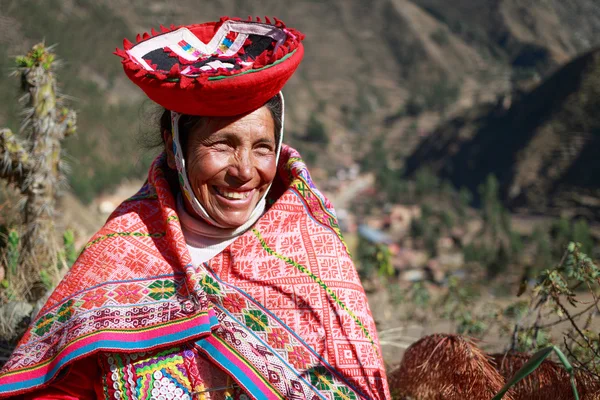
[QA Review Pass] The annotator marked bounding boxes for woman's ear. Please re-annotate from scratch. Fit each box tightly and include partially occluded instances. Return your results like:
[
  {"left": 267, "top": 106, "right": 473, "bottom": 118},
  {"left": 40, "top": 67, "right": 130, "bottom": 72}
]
[{"left": 163, "top": 129, "right": 177, "bottom": 170}]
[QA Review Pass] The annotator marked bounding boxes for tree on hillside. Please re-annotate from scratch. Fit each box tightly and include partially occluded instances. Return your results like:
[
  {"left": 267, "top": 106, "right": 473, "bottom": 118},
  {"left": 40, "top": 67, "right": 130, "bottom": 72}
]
[{"left": 305, "top": 114, "right": 329, "bottom": 144}]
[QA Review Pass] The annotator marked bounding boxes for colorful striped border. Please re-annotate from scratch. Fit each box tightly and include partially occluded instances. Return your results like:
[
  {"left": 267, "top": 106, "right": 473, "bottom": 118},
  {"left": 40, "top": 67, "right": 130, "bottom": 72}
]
[
  {"left": 207, "top": 50, "right": 296, "bottom": 81},
  {"left": 0, "top": 310, "right": 218, "bottom": 397},
  {"left": 196, "top": 335, "right": 283, "bottom": 400},
  {"left": 205, "top": 265, "right": 363, "bottom": 398},
  {"left": 32, "top": 274, "right": 177, "bottom": 315}
]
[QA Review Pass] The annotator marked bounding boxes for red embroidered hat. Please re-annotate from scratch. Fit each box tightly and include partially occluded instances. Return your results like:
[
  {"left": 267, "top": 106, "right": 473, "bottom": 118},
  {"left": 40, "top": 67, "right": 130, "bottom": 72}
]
[{"left": 115, "top": 16, "right": 305, "bottom": 116}]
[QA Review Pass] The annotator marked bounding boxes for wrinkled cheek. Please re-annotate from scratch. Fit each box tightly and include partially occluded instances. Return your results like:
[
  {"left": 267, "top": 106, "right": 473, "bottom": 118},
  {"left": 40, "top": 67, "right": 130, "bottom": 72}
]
[
  {"left": 262, "top": 160, "right": 278, "bottom": 186},
  {"left": 190, "top": 181, "right": 212, "bottom": 208}
]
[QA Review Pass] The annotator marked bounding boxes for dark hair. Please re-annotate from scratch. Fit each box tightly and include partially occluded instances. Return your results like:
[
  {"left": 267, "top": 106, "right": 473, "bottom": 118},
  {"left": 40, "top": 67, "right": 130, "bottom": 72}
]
[{"left": 158, "top": 94, "right": 283, "bottom": 153}]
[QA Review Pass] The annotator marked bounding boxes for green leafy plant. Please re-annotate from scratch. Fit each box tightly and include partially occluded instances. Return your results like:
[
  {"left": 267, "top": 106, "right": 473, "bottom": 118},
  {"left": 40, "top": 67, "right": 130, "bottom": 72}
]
[
  {"left": 39, "top": 269, "right": 54, "bottom": 291},
  {"left": 376, "top": 244, "right": 394, "bottom": 277},
  {"left": 406, "top": 282, "right": 432, "bottom": 322},
  {"left": 6, "top": 229, "right": 19, "bottom": 277},
  {"left": 504, "top": 242, "right": 600, "bottom": 378},
  {"left": 356, "top": 236, "right": 394, "bottom": 278},
  {"left": 62, "top": 229, "right": 77, "bottom": 267},
  {"left": 438, "top": 277, "right": 488, "bottom": 336}
]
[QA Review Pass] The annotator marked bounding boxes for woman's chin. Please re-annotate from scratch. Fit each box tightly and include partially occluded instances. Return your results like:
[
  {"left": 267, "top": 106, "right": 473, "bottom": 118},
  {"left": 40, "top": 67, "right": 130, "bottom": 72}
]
[{"left": 213, "top": 211, "right": 254, "bottom": 228}]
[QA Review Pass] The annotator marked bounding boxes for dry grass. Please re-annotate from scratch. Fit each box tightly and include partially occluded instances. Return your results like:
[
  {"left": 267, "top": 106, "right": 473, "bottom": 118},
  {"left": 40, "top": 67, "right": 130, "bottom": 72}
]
[
  {"left": 491, "top": 352, "right": 600, "bottom": 400},
  {"left": 389, "top": 334, "right": 512, "bottom": 400}
]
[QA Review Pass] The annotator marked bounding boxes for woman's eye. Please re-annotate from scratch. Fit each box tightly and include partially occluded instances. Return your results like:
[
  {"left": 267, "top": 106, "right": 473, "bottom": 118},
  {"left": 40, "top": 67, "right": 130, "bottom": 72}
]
[
  {"left": 212, "top": 141, "right": 231, "bottom": 150},
  {"left": 254, "top": 144, "right": 273, "bottom": 154}
]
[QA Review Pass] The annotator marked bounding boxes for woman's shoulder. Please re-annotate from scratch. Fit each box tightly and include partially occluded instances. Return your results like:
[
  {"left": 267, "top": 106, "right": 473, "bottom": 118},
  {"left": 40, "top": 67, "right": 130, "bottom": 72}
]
[{"left": 42, "top": 182, "right": 176, "bottom": 312}]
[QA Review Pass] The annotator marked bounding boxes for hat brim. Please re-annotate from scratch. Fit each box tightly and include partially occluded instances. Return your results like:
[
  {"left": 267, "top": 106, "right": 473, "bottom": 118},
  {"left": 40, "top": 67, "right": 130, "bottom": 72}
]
[
  {"left": 124, "top": 44, "right": 303, "bottom": 116},
  {"left": 117, "top": 18, "right": 305, "bottom": 116}
]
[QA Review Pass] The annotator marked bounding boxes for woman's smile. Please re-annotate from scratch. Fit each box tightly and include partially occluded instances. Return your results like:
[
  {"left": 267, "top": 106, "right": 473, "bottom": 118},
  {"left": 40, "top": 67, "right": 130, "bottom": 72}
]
[{"left": 213, "top": 186, "right": 255, "bottom": 200}]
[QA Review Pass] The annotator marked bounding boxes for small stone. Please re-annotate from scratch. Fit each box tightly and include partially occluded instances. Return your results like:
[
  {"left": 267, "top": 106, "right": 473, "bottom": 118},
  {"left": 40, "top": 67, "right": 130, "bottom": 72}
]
[
  {"left": 1, "top": 301, "right": 33, "bottom": 329},
  {"left": 31, "top": 291, "right": 51, "bottom": 320}
]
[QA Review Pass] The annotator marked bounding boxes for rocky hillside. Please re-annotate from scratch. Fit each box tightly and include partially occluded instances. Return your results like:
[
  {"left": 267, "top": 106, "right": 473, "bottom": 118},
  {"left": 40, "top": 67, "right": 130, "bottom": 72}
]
[
  {"left": 405, "top": 46, "right": 600, "bottom": 220},
  {"left": 1, "top": 0, "right": 600, "bottom": 205},
  {"left": 409, "top": 0, "right": 600, "bottom": 71}
]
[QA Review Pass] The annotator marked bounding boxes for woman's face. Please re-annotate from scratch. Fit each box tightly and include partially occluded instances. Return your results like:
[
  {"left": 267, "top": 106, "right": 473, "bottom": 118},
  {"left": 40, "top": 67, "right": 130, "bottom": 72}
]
[{"left": 167, "top": 106, "right": 277, "bottom": 228}]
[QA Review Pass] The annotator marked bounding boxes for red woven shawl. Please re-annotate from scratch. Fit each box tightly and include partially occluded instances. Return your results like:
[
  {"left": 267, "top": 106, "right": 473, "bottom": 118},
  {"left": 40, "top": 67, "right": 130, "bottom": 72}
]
[{"left": 0, "top": 146, "right": 390, "bottom": 399}]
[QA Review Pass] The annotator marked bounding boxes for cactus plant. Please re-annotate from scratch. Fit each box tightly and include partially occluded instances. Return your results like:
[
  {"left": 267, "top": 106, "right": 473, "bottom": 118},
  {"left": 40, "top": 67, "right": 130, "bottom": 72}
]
[{"left": 0, "top": 43, "right": 76, "bottom": 296}]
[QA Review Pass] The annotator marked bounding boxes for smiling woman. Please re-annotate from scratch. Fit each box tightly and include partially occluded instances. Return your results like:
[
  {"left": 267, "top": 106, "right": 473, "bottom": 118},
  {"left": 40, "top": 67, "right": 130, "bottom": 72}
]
[
  {"left": 162, "top": 96, "right": 281, "bottom": 230},
  {"left": 0, "top": 17, "right": 391, "bottom": 400}
]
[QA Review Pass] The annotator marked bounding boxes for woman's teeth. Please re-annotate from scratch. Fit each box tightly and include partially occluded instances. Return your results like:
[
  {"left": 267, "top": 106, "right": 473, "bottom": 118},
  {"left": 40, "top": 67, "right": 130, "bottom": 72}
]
[{"left": 216, "top": 187, "right": 251, "bottom": 200}]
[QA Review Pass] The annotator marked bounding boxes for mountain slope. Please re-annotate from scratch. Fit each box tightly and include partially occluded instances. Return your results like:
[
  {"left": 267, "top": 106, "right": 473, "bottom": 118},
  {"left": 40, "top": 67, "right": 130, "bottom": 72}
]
[
  {"left": 410, "top": 0, "right": 600, "bottom": 71},
  {"left": 1, "top": 0, "right": 599, "bottom": 203},
  {"left": 405, "top": 47, "right": 600, "bottom": 219}
]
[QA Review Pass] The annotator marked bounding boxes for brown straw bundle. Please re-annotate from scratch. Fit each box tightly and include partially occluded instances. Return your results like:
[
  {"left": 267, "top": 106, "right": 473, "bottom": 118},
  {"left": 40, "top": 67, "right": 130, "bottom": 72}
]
[
  {"left": 492, "top": 352, "right": 600, "bottom": 400},
  {"left": 389, "top": 334, "right": 513, "bottom": 400}
]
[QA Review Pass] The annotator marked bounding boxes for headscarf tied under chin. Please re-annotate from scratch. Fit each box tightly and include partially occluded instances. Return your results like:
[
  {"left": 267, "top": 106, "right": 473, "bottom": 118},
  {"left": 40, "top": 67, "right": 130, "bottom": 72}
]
[{"left": 170, "top": 92, "right": 285, "bottom": 232}]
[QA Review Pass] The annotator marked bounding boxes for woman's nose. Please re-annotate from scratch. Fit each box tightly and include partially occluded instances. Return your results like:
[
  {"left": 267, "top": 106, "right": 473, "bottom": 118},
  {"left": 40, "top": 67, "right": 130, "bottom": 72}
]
[{"left": 228, "top": 150, "right": 253, "bottom": 182}]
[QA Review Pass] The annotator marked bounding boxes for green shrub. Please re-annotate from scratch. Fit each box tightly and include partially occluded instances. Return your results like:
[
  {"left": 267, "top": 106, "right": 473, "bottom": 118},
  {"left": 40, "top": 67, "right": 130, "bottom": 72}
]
[
  {"left": 488, "top": 244, "right": 510, "bottom": 278},
  {"left": 550, "top": 217, "right": 572, "bottom": 258},
  {"left": 430, "top": 29, "right": 450, "bottom": 46},
  {"left": 415, "top": 168, "right": 440, "bottom": 198},
  {"left": 405, "top": 97, "right": 425, "bottom": 116},
  {"left": 532, "top": 226, "right": 553, "bottom": 272},
  {"left": 464, "top": 243, "right": 494, "bottom": 264},
  {"left": 410, "top": 218, "right": 426, "bottom": 238},
  {"left": 423, "top": 78, "right": 460, "bottom": 114},
  {"left": 572, "top": 218, "right": 594, "bottom": 256},
  {"left": 305, "top": 114, "right": 329, "bottom": 144},
  {"left": 356, "top": 236, "right": 393, "bottom": 278},
  {"left": 441, "top": 210, "right": 455, "bottom": 229}
]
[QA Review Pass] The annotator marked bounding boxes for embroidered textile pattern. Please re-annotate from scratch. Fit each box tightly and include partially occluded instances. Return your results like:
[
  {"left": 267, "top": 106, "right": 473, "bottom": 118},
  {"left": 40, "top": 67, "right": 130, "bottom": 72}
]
[
  {"left": 101, "top": 346, "right": 248, "bottom": 400},
  {"left": 100, "top": 347, "right": 198, "bottom": 400},
  {"left": 0, "top": 146, "right": 390, "bottom": 400},
  {"left": 0, "top": 154, "right": 219, "bottom": 398},
  {"left": 251, "top": 228, "right": 377, "bottom": 355},
  {"left": 191, "top": 264, "right": 366, "bottom": 400},
  {"left": 284, "top": 156, "right": 349, "bottom": 255},
  {"left": 178, "top": 40, "right": 204, "bottom": 58},
  {"left": 123, "top": 184, "right": 158, "bottom": 203},
  {"left": 83, "top": 227, "right": 169, "bottom": 250}
]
